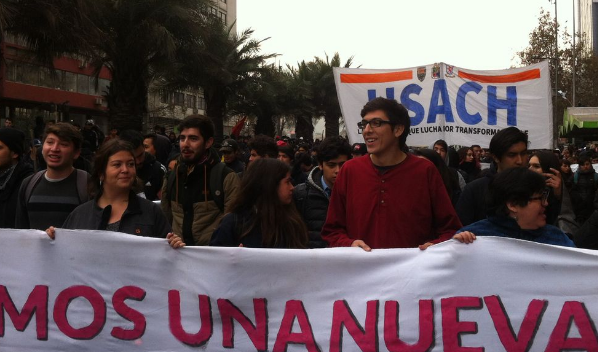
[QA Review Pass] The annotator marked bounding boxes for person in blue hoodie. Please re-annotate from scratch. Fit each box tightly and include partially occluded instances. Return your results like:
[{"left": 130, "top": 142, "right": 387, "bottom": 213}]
[{"left": 454, "top": 167, "right": 575, "bottom": 248}]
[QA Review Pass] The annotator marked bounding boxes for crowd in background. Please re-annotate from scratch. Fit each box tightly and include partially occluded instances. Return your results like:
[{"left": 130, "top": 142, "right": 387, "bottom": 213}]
[{"left": 3, "top": 103, "right": 598, "bottom": 252}]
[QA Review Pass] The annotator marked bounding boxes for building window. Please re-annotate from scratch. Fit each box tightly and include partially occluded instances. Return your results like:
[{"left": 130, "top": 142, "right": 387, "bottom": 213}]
[
  {"left": 77, "top": 74, "right": 90, "bottom": 94},
  {"left": 4, "top": 60, "right": 16, "bottom": 81},
  {"left": 198, "top": 96, "right": 206, "bottom": 110},
  {"left": 185, "top": 94, "right": 196, "bottom": 109},
  {"left": 21, "top": 64, "right": 40, "bottom": 85},
  {"left": 39, "top": 67, "right": 55, "bottom": 88},
  {"left": 174, "top": 92, "right": 185, "bottom": 106},
  {"left": 64, "top": 72, "right": 77, "bottom": 92},
  {"left": 160, "top": 90, "right": 172, "bottom": 104},
  {"left": 220, "top": 11, "right": 226, "bottom": 23},
  {"left": 98, "top": 78, "right": 110, "bottom": 96}
]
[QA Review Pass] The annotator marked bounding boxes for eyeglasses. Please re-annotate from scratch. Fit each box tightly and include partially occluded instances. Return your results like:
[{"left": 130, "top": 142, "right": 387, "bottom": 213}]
[
  {"left": 528, "top": 189, "right": 550, "bottom": 204},
  {"left": 357, "top": 118, "right": 395, "bottom": 134}
]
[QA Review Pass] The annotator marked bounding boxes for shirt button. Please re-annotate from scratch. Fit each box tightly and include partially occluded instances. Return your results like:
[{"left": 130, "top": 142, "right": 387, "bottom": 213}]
[
  {"left": 381, "top": 200, "right": 385, "bottom": 204},
  {"left": 381, "top": 190, "right": 385, "bottom": 193},
  {"left": 382, "top": 180, "right": 385, "bottom": 183}
]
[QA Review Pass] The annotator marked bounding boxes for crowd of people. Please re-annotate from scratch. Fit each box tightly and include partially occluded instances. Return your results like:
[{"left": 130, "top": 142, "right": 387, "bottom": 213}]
[{"left": 1, "top": 97, "right": 598, "bottom": 251}]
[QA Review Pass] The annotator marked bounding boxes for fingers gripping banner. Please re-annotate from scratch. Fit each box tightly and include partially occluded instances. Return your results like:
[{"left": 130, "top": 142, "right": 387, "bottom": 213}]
[
  {"left": 1, "top": 229, "right": 598, "bottom": 351},
  {"left": 334, "top": 62, "right": 552, "bottom": 149}
]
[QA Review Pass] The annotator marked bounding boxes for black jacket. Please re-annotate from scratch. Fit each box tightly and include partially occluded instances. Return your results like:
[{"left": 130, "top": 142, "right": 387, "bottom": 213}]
[
  {"left": 62, "top": 191, "right": 171, "bottom": 238},
  {"left": 293, "top": 167, "right": 329, "bottom": 248},
  {"left": 0, "top": 161, "right": 34, "bottom": 228},
  {"left": 137, "top": 152, "right": 166, "bottom": 201},
  {"left": 456, "top": 173, "right": 493, "bottom": 226}
]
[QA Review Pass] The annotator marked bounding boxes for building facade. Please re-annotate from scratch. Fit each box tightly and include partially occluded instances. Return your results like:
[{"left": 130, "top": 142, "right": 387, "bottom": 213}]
[
  {"left": 1, "top": 0, "right": 237, "bottom": 136},
  {"left": 579, "top": 0, "right": 598, "bottom": 55},
  {"left": 147, "top": 0, "right": 237, "bottom": 133},
  {"left": 0, "top": 33, "right": 111, "bottom": 136}
]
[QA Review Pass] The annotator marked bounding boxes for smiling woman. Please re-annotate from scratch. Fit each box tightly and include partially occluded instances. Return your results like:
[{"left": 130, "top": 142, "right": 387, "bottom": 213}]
[
  {"left": 454, "top": 167, "right": 574, "bottom": 247},
  {"left": 46, "top": 139, "right": 173, "bottom": 240}
]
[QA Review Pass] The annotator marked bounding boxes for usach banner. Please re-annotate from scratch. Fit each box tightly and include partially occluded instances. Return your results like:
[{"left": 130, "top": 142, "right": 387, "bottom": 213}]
[
  {"left": 2, "top": 229, "right": 598, "bottom": 351},
  {"left": 334, "top": 61, "right": 552, "bottom": 148}
]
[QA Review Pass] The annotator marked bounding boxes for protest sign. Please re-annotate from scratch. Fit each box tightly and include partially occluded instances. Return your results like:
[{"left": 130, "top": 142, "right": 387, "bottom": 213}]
[
  {"left": 1, "top": 229, "right": 597, "bottom": 351},
  {"left": 334, "top": 62, "right": 552, "bottom": 148}
]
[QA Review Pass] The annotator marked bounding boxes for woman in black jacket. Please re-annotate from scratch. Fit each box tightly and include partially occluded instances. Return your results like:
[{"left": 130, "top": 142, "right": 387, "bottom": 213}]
[{"left": 46, "top": 139, "right": 172, "bottom": 239}]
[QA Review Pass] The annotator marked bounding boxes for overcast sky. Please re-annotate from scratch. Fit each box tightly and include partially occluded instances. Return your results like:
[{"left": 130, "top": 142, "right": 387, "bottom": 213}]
[{"left": 237, "top": 0, "right": 576, "bottom": 71}]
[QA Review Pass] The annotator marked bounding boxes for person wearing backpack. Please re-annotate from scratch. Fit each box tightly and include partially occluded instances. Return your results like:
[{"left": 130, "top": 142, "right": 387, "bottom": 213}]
[
  {"left": 570, "top": 155, "right": 598, "bottom": 226},
  {"left": 161, "top": 115, "right": 240, "bottom": 246},
  {"left": 16, "top": 123, "right": 90, "bottom": 230}
]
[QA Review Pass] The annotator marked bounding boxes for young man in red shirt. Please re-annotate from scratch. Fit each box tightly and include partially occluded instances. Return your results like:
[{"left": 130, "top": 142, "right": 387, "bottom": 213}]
[{"left": 321, "top": 97, "right": 462, "bottom": 250}]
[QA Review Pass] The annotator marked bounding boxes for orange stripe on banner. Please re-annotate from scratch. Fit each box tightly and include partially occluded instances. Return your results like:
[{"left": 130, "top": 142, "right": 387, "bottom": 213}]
[
  {"left": 458, "top": 69, "right": 541, "bottom": 83},
  {"left": 340, "top": 71, "right": 413, "bottom": 83}
]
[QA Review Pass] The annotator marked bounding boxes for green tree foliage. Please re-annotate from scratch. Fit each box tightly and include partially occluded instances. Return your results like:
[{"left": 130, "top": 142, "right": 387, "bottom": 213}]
[
  {"left": 517, "top": 8, "right": 598, "bottom": 137},
  {"left": 165, "top": 16, "right": 275, "bottom": 142},
  {"left": 309, "top": 53, "right": 354, "bottom": 138}
]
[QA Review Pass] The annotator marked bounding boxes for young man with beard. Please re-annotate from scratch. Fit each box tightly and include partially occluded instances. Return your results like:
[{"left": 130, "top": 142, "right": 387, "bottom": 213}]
[
  {"left": 321, "top": 97, "right": 462, "bottom": 250},
  {"left": 16, "top": 123, "right": 89, "bottom": 230},
  {"left": 293, "top": 136, "right": 351, "bottom": 248},
  {"left": 161, "top": 115, "right": 240, "bottom": 246},
  {"left": 0, "top": 128, "right": 33, "bottom": 228}
]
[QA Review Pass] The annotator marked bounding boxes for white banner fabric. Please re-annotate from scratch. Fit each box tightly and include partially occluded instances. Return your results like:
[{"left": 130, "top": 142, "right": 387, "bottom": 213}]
[
  {"left": 1, "top": 229, "right": 597, "bottom": 351},
  {"left": 334, "top": 62, "right": 552, "bottom": 149}
]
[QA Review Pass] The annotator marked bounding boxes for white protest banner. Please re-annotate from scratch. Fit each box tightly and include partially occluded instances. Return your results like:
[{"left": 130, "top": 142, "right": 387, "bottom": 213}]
[
  {"left": 1, "top": 229, "right": 598, "bottom": 351},
  {"left": 334, "top": 62, "right": 552, "bottom": 148}
]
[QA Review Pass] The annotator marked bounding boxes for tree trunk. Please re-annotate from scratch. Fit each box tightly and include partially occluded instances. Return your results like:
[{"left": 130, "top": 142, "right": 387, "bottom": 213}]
[
  {"left": 295, "top": 115, "right": 314, "bottom": 141},
  {"left": 255, "top": 114, "right": 275, "bottom": 136},
  {"left": 106, "top": 61, "right": 148, "bottom": 132},
  {"left": 204, "top": 88, "right": 227, "bottom": 144},
  {"left": 324, "top": 112, "right": 341, "bottom": 138}
]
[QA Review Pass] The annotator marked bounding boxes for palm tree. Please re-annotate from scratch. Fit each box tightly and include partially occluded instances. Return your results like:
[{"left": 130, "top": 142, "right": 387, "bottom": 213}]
[
  {"left": 6, "top": 0, "right": 210, "bottom": 131},
  {"left": 85, "top": 0, "right": 209, "bottom": 131},
  {"left": 309, "top": 53, "right": 354, "bottom": 138},
  {"left": 3, "top": 0, "right": 95, "bottom": 65},
  {"left": 230, "top": 64, "right": 286, "bottom": 136},
  {"left": 166, "top": 16, "right": 275, "bottom": 142},
  {"left": 285, "top": 61, "right": 315, "bottom": 140}
]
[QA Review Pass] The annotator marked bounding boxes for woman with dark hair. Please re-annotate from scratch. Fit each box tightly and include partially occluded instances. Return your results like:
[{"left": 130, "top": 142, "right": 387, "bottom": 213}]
[
  {"left": 457, "top": 147, "right": 480, "bottom": 183},
  {"left": 209, "top": 158, "right": 308, "bottom": 248},
  {"left": 46, "top": 139, "right": 172, "bottom": 239},
  {"left": 413, "top": 148, "right": 461, "bottom": 206},
  {"left": 454, "top": 167, "right": 574, "bottom": 247}
]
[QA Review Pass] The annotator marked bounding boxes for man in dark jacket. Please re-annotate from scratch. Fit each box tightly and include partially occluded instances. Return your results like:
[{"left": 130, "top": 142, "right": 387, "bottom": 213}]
[
  {"left": 570, "top": 155, "right": 598, "bottom": 225},
  {"left": 293, "top": 136, "right": 351, "bottom": 248},
  {"left": 0, "top": 128, "right": 34, "bottom": 228},
  {"left": 120, "top": 130, "right": 166, "bottom": 201}
]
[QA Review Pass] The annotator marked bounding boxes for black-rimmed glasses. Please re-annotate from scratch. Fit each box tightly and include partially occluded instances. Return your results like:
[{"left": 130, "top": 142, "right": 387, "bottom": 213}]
[
  {"left": 528, "top": 189, "right": 550, "bottom": 205},
  {"left": 357, "top": 118, "right": 395, "bottom": 134}
]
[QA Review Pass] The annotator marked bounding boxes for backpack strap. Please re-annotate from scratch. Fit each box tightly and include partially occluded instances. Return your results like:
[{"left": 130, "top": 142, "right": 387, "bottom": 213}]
[
  {"left": 210, "top": 162, "right": 226, "bottom": 212},
  {"left": 24, "top": 170, "right": 46, "bottom": 202}
]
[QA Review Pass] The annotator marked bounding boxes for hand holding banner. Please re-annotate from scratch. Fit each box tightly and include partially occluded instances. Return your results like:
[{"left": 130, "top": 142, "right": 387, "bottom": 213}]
[{"left": 1, "top": 229, "right": 597, "bottom": 351}]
